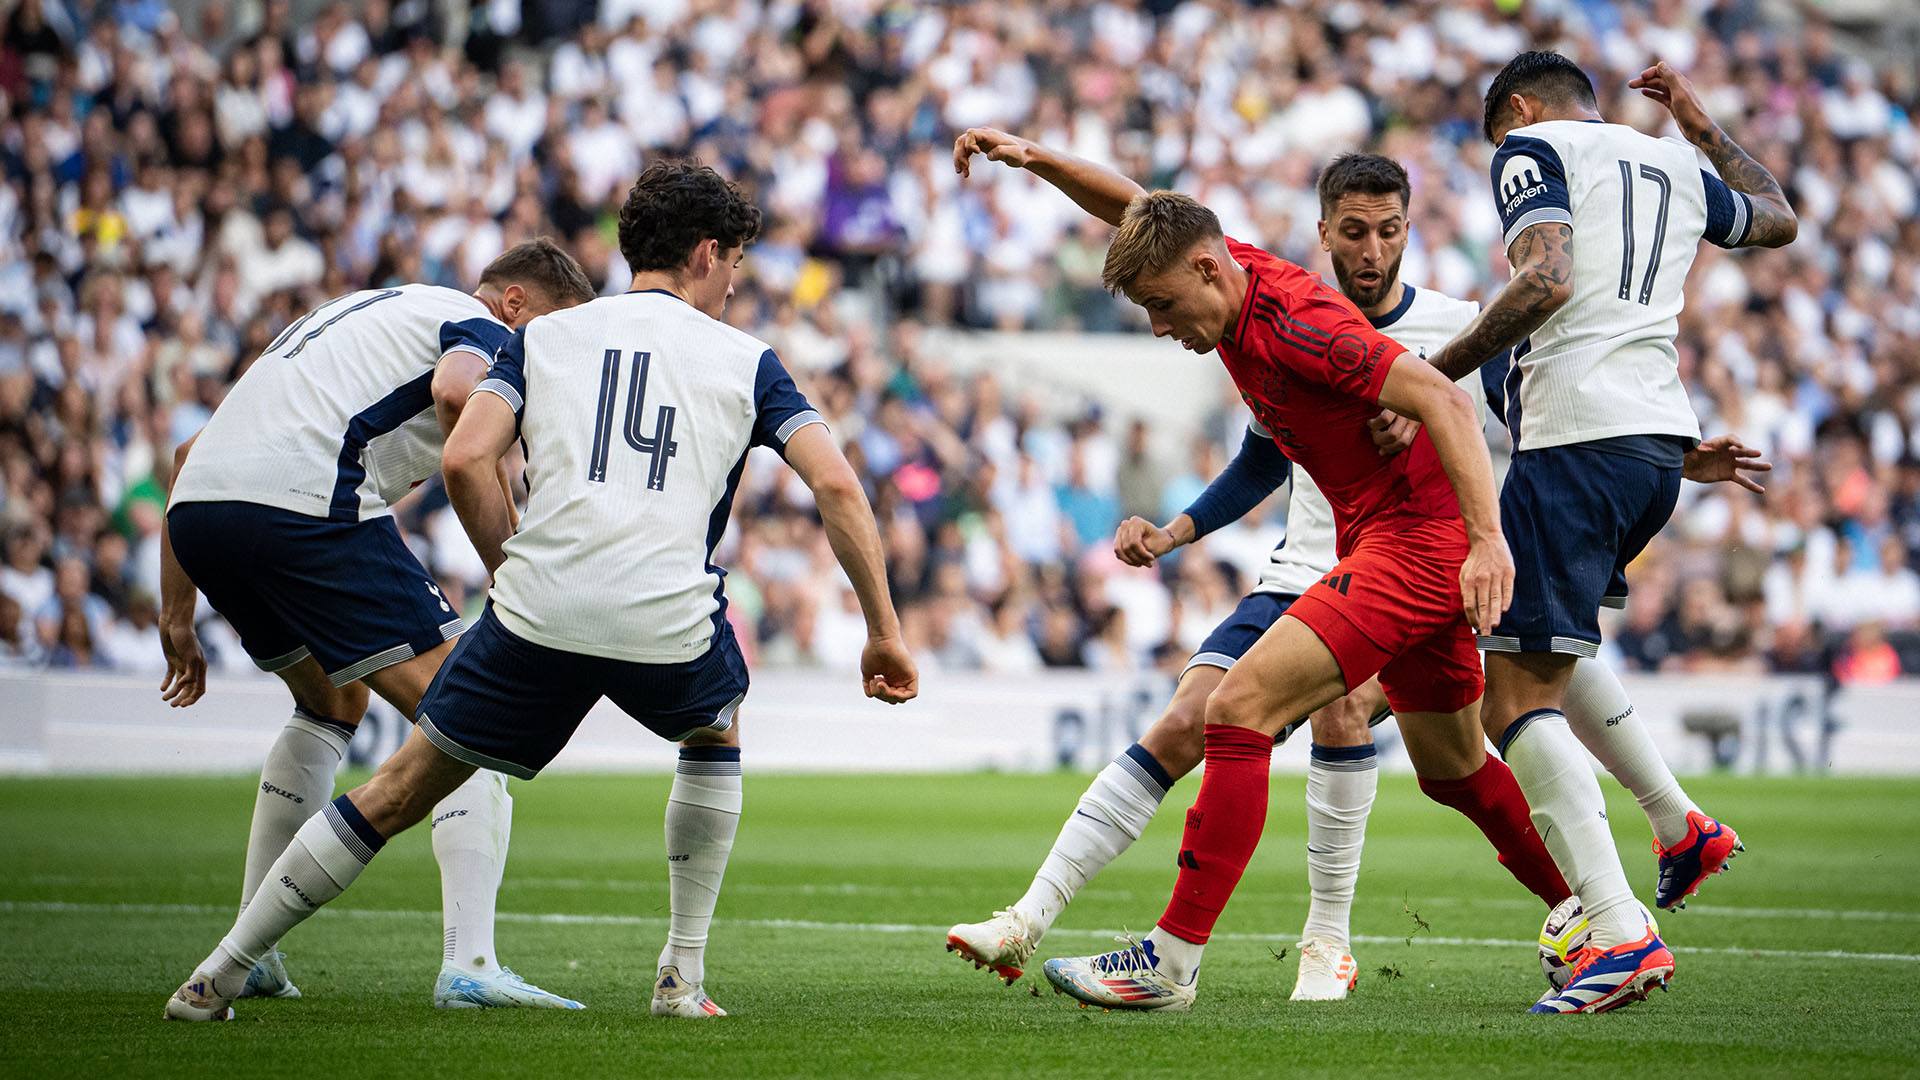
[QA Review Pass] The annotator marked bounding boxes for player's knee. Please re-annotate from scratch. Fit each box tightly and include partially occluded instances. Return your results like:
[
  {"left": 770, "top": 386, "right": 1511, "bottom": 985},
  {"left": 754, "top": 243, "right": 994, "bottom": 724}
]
[
  {"left": 1204, "top": 680, "right": 1267, "bottom": 732},
  {"left": 1309, "top": 697, "right": 1373, "bottom": 747},
  {"left": 294, "top": 681, "right": 369, "bottom": 727},
  {"left": 1145, "top": 700, "right": 1207, "bottom": 775}
]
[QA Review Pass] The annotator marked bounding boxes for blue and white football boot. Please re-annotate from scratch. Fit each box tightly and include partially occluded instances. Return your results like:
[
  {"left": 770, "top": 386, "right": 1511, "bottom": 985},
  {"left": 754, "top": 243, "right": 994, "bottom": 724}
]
[
  {"left": 238, "top": 950, "right": 301, "bottom": 999},
  {"left": 433, "top": 965, "right": 585, "bottom": 1009},
  {"left": 1529, "top": 925, "right": 1674, "bottom": 1014},
  {"left": 1042, "top": 935, "right": 1197, "bottom": 1011}
]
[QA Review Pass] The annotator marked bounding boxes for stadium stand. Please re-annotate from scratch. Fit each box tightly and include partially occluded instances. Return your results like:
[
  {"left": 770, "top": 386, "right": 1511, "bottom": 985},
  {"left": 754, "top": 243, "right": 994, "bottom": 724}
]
[{"left": 1, "top": 0, "right": 1917, "bottom": 687}]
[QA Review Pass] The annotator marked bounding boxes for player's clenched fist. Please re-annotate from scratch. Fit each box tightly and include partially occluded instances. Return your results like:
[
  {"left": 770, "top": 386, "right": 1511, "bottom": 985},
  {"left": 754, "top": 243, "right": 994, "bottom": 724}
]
[
  {"left": 1459, "top": 534, "right": 1515, "bottom": 634},
  {"left": 1113, "top": 516, "right": 1178, "bottom": 567},
  {"left": 862, "top": 636, "right": 920, "bottom": 705},
  {"left": 953, "top": 127, "right": 1036, "bottom": 177}
]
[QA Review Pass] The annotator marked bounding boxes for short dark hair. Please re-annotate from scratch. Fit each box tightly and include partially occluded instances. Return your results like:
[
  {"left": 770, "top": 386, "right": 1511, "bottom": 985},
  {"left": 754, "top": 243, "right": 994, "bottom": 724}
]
[
  {"left": 1316, "top": 153, "right": 1411, "bottom": 218},
  {"left": 1483, "top": 51, "right": 1598, "bottom": 143},
  {"left": 478, "top": 237, "right": 597, "bottom": 306},
  {"left": 616, "top": 160, "right": 762, "bottom": 274}
]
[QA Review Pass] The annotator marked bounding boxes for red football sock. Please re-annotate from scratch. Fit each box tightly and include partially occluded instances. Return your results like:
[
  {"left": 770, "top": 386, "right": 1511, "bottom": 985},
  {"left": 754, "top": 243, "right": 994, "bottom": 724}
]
[
  {"left": 1157, "top": 725, "right": 1274, "bottom": 944},
  {"left": 1420, "top": 756, "right": 1571, "bottom": 906}
]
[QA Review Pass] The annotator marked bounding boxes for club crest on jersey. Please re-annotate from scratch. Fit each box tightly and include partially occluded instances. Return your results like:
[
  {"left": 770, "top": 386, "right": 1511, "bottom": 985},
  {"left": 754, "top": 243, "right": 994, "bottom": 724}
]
[{"left": 1500, "top": 155, "right": 1547, "bottom": 211}]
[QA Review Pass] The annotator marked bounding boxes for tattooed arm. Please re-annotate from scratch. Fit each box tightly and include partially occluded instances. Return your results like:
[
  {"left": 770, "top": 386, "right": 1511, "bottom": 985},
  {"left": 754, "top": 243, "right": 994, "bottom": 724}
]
[
  {"left": 1427, "top": 223, "right": 1573, "bottom": 383},
  {"left": 1630, "top": 60, "right": 1798, "bottom": 248}
]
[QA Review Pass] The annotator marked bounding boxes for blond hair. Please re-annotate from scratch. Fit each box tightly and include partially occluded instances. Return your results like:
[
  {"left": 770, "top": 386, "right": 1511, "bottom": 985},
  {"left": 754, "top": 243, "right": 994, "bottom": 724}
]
[{"left": 1100, "top": 191, "right": 1224, "bottom": 295}]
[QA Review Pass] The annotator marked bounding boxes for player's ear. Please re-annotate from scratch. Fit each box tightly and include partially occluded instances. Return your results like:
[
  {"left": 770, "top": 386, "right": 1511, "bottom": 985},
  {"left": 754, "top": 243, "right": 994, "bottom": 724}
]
[
  {"left": 1317, "top": 219, "right": 1330, "bottom": 252},
  {"left": 1509, "top": 93, "right": 1533, "bottom": 129},
  {"left": 501, "top": 283, "right": 528, "bottom": 322},
  {"left": 691, "top": 238, "right": 718, "bottom": 279}
]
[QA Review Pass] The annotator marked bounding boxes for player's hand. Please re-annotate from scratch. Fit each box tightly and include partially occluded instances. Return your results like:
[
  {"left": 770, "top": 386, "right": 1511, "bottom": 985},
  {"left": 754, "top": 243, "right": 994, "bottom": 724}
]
[
  {"left": 861, "top": 635, "right": 919, "bottom": 704},
  {"left": 1368, "top": 409, "right": 1421, "bottom": 457},
  {"left": 1113, "top": 516, "right": 1179, "bottom": 567},
  {"left": 954, "top": 127, "right": 1036, "bottom": 178},
  {"left": 1629, "top": 61, "right": 1714, "bottom": 142},
  {"left": 1682, "top": 433, "right": 1771, "bottom": 493},
  {"left": 159, "top": 619, "right": 207, "bottom": 708},
  {"left": 1459, "top": 534, "right": 1515, "bottom": 635}
]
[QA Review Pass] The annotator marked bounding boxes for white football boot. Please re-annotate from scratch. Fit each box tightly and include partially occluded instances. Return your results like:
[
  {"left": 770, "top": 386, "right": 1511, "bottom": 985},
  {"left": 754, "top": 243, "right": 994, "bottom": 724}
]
[
  {"left": 164, "top": 973, "right": 235, "bottom": 1021},
  {"left": 1288, "top": 937, "right": 1359, "bottom": 1001},
  {"left": 433, "top": 965, "right": 585, "bottom": 1009},
  {"left": 945, "top": 908, "right": 1038, "bottom": 985},
  {"left": 1041, "top": 935, "right": 1197, "bottom": 1011},
  {"left": 238, "top": 950, "right": 301, "bottom": 999},
  {"left": 650, "top": 965, "right": 726, "bottom": 1018}
]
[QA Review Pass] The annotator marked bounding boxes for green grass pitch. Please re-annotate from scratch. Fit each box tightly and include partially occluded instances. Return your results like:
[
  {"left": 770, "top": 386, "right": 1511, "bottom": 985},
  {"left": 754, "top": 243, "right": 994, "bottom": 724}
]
[{"left": 2, "top": 771, "right": 1917, "bottom": 1078}]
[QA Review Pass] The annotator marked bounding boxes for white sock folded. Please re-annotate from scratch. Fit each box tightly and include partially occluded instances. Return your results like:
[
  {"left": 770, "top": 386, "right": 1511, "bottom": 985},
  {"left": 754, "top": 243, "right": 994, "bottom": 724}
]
[
  {"left": 659, "top": 748, "right": 743, "bottom": 988},
  {"left": 1013, "top": 744, "right": 1172, "bottom": 939},
  {"left": 1501, "top": 712, "right": 1641, "bottom": 949},
  {"left": 240, "top": 710, "right": 351, "bottom": 914},
  {"left": 1564, "top": 659, "right": 1701, "bottom": 847},
  {"left": 432, "top": 769, "right": 512, "bottom": 974},
  {"left": 205, "top": 798, "right": 384, "bottom": 997},
  {"left": 1299, "top": 744, "right": 1377, "bottom": 951}
]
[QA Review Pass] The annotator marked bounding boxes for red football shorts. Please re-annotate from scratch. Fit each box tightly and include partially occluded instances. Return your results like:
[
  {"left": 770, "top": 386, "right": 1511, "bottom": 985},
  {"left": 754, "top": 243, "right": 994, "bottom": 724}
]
[{"left": 1285, "top": 512, "right": 1484, "bottom": 715}]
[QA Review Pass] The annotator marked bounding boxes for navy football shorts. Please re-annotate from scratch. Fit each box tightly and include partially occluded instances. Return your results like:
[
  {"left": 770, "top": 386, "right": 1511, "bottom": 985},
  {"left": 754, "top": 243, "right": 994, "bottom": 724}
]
[
  {"left": 1184, "top": 591, "right": 1298, "bottom": 676},
  {"left": 415, "top": 605, "right": 748, "bottom": 780},
  {"left": 167, "top": 501, "right": 464, "bottom": 686},
  {"left": 1481, "top": 441, "right": 1684, "bottom": 657}
]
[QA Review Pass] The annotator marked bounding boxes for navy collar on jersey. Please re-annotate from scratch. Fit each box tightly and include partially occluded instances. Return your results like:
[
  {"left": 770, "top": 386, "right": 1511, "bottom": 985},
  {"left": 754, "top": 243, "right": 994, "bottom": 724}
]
[
  {"left": 1366, "top": 284, "right": 1416, "bottom": 330},
  {"left": 629, "top": 288, "right": 689, "bottom": 304}
]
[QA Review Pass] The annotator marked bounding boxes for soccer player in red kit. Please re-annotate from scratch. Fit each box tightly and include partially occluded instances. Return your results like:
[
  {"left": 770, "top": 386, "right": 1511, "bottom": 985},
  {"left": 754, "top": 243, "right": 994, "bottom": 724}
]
[{"left": 954, "top": 128, "right": 1514, "bottom": 1011}]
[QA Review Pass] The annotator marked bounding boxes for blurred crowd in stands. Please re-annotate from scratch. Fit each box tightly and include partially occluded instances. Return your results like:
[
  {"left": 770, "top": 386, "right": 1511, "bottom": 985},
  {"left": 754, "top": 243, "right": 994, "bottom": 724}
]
[{"left": 3, "top": 0, "right": 1918, "bottom": 688}]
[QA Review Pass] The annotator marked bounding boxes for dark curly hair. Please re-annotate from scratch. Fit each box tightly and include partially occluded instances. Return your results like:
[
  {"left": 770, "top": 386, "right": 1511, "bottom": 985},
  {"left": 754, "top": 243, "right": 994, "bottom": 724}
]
[
  {"left": 616, "top": 160, "right": 762, "bottom": 274},
  {"left": 1483, "top": 51, "right": 1597, "bottom": 143},
  {"left": 1316, "top": 153, "right": 1410, "bottom": 218}
]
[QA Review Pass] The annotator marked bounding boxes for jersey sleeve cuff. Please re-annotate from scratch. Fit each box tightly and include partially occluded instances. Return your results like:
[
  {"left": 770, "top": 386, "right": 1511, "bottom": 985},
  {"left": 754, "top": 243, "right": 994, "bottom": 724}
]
[
  {"left": 440, "top": 344, "right": 495, "bottom": 366},
  {"left": 471, "top": 378, "right": 524, "bottom": 415},
  {"left": 1728, "top": 191, "right": 1752, "bottom": 247},
  {"left": 1502, "top": 207, "right": 1574, "bottom": 249},
  {"left": 773, "top": 410, "right": 827, "bottom": 446}
]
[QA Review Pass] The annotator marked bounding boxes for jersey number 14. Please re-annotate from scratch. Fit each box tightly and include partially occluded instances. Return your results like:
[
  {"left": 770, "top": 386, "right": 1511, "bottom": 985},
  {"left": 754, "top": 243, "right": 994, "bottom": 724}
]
[{"left": 587, "top": 348, "right": 678, "bottom": 491}]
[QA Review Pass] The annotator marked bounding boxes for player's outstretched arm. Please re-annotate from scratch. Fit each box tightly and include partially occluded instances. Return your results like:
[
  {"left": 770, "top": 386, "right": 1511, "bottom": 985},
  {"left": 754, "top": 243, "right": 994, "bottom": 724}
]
[
  {"left": 1630, "top": 61, "right": 1797, "bottom": 249},
  {"left": 782, "top": 424, "right": 918, "bottom": 704},
  {"left": 157, "top": 432, "right": 207, "bottom": 707},
  {"left": 1426, "top": 223, "right": 1573, "bottom": 383},
  {"left": 1375, "top": 354, "right": 1514, "bottom": 632},
  {"left": 1117, "top": 423, "right": 1292, "bottom": 567},
  {"left": 442, "top": 392, "right": 519, "bottom": 576},
  {"left": 953, "top": 127, "right": 1145, "bottom": 227}
]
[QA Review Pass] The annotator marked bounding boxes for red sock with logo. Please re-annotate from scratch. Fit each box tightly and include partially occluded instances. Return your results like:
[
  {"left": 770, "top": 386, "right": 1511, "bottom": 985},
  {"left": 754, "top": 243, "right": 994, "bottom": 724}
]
[
  {"left": 1420, "top": 756, "right": 1571, "bottom": 906},
  {"left": 1157, "top": 725, "right": 1273, "bottom": 944}
]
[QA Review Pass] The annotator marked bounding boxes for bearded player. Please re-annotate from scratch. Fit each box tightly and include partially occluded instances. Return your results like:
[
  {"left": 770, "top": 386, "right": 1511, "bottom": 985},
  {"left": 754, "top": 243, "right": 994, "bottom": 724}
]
[{"left": 949, "top": 124, "right": 1535, "bottom": 1013}]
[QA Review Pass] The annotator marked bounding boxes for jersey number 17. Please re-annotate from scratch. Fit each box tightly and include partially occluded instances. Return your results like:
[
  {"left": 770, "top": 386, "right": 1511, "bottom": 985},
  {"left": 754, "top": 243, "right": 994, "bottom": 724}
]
[
  {"left": 1615, "top": 160, "right": 1672, "bottom": 307},
  {"left": 587, "top": 348, "right": 678, "bottom": 491}
]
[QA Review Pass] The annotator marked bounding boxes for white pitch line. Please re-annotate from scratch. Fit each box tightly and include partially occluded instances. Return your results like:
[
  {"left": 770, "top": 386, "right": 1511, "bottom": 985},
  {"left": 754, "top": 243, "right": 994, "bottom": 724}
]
[
  {"left": 508, "top": 878, "right": 1920, "bottom": 922},
  {"left": 6, "top": 900, "right": 1919, "bottom": 964}
]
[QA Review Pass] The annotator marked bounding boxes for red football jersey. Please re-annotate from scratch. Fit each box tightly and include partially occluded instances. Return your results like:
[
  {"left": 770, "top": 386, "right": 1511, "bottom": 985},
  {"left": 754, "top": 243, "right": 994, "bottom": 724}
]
[{"left": 1217, "top": 237, "right": 1460, "bottom": 552}]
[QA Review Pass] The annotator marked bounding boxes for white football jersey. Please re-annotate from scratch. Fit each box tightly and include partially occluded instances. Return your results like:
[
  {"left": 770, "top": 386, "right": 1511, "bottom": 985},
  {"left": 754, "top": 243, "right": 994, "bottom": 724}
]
[
  {"left": 1491, "top": 119, "right": 1752, "bottom": 451},
  {"left": 479, "top": 290, "right": 825, "bottom": 664},
  {"left": 170, "top": 284, "right": 511, "bottom": 521},
  {"left": 1255, "top": 285, "right": 1487, "bottom": 596}
]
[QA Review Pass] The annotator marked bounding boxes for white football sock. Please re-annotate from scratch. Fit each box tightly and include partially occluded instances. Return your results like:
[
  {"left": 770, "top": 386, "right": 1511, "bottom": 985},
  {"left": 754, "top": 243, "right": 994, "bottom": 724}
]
[
  {"left": 240, "top": 709, "right": 351, "bottom": 914},
  {"left": 658, "top": 748, "right": 742, "bottom": 988},
  {"left": 431, "top": 769, "right": 512, "bottom": 974},
  {"left": 1299, "top": 744, "right": 1377, "bottom": 951},
  {"left": 204, "top": 797, "right": 384, "bottom": 997},
  {"left": 1501, "top": 712, "right": 1641, "bottom": 949},
  {"left": 1144, "top": 925, "right": 1204, "bottom": 983},
  {"left": 1013, "top": 744, "right": 1173, "bottom": 939},
  {"left": 1564, "top": 659, "right": 1700, "bottom": 847}
]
